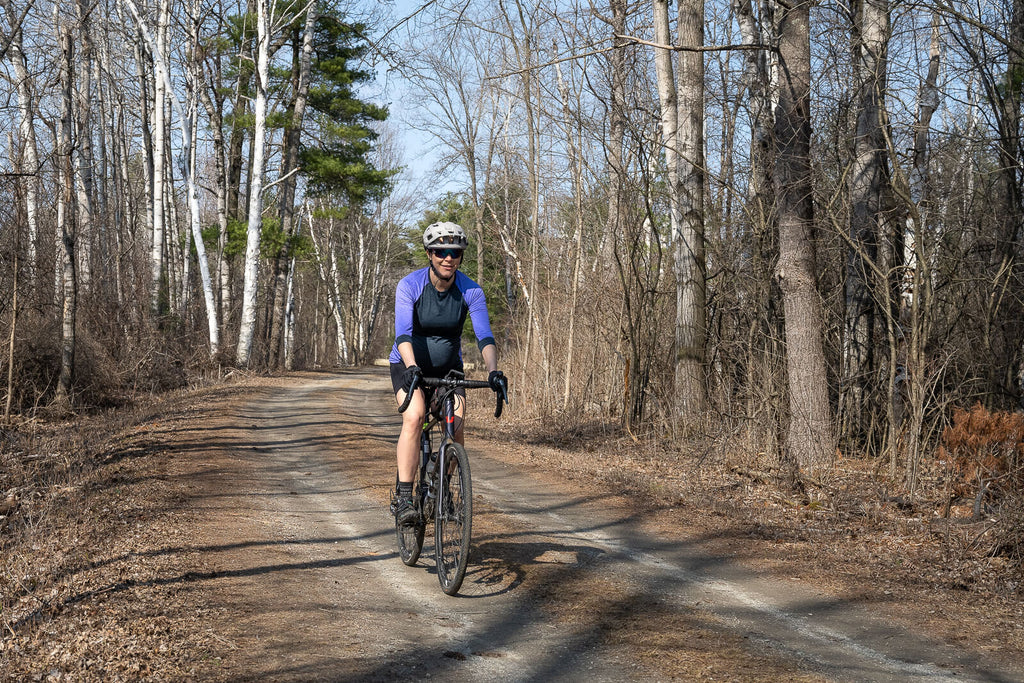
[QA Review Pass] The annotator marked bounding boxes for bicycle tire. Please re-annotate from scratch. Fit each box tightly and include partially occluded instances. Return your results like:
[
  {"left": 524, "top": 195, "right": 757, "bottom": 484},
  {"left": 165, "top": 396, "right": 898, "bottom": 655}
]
[
  {"left": 434, "top": 442, "right": 472, "bottom": 595},
  {"left": 396, "top": 470, "right": 425, "bottom": 566}
]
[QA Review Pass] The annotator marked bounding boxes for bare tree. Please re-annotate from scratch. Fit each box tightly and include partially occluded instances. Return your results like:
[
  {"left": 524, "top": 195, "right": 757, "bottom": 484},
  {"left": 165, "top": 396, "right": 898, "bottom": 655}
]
[
  {"left": 599, "top": 0, "right": 629, "bottom": 265},
  {"left": 73, "top": 0, "right": 95, "bottom": 292},
  {"left": 2, "top": 1, "right": 39, "bottom": 287},
  {"left": 773, "top": 0, "right": 836, "bottom": 477},
  {"left": 235, "top": 0, "right": 273, "bottom": 367},
  {"left": 842, "top": 0, "right": 892, "bottom": 453},
  {"left": 149, "top": 0, "right": 169, "bottom": 317},
  {"left": 54, "top": 26, "right": 77, "bottom": 411},
  {"left": 407, "top": 42, "right": 492, "bottom": 284},
  {"left": 554, "top": 50, "right": 585, "bottom": 411},
  {"left": 497, "top": 0, "right": 551, "bottom": 388},
  {"left": 268, "top": 2, "right": 318, "bottom": 369},
  {"left": 122, "top": 0, "right": 221, "bottom": 355},
  {"left": 675, "top": 0, "right": 707, "bottom": 414},
  {"left": 894, "top": 11, "right": 941, "bottom": 488}
]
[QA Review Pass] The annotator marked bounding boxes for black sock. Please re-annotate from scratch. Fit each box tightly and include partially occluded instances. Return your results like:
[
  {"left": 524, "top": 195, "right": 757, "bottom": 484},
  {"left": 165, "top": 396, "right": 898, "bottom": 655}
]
[{"left": 397, "top": 481, "right": 413, "bottom": 498}]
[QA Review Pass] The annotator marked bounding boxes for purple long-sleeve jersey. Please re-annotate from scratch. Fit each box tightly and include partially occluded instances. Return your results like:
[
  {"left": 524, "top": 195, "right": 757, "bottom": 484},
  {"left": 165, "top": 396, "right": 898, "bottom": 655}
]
[{"left": 388, "top": 268, "right": 495, "bottom": 374}]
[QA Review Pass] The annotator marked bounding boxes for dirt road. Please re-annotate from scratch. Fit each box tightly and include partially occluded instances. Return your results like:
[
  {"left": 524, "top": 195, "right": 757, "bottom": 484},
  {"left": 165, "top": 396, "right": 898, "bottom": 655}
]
[{"left": 168, "top": 370, "right": 1021, "bottom": 682}]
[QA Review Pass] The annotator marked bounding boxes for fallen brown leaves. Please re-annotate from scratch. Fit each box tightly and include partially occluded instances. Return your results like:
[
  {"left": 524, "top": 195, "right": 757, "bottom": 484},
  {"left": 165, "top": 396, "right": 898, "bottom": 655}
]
[
  {"left": 3, "top": 375, "right": 1024, "bottom": 680},
  {"left": 0, "top": 383, "right": 265, "bottom": 681},
  {"left": 481, "top": 417, "right": 1024, "bottom": 667}
]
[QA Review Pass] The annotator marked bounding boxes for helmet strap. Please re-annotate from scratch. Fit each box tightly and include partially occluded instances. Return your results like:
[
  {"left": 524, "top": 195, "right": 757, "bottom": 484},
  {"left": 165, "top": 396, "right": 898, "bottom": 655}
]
[{"left": 430, "top": 261, "right": 455, "bottom": 285}]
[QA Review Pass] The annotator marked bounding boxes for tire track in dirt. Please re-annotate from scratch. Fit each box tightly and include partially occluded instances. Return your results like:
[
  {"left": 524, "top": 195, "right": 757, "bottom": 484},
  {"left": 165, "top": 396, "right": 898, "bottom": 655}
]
[{"left": 192, "top": 370, "right": 1022, "bottom": 682}]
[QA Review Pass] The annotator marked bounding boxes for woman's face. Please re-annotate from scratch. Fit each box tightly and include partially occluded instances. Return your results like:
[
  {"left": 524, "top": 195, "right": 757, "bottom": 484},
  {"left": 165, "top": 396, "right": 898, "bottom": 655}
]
[{"left": 428, "top": 246, "right": 463, "bottom": 280}]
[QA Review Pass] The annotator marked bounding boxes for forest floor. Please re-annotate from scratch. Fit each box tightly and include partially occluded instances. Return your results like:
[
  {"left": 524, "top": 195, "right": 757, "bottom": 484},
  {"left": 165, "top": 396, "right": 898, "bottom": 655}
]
[{"left": 1, "top": 368, "right": 1022, "bottom": 681}]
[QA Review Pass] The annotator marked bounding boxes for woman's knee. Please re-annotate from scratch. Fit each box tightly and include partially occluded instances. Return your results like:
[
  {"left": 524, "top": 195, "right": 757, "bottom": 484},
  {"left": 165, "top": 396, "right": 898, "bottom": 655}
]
[{"left": 401, "top": 405, "right": 426, "bottom": 431}]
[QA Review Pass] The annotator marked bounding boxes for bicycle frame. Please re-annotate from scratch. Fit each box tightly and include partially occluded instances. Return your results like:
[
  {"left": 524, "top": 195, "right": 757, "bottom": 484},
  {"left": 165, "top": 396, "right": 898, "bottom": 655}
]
[{"left": 420, "top": 387, "right": 459, "bottom": 525}]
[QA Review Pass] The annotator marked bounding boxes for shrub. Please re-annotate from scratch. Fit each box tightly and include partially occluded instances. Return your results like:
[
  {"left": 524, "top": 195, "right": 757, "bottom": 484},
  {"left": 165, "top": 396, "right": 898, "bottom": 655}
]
[{"left": 937, "top": 403, "right": 1024, "bottom": 518}]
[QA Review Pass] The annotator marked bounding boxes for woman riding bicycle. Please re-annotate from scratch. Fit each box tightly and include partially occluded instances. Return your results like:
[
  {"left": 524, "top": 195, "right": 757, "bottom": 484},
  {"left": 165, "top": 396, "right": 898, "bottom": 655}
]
[{"left": 389, "top": 221, "right": 507, "bottom": 526}]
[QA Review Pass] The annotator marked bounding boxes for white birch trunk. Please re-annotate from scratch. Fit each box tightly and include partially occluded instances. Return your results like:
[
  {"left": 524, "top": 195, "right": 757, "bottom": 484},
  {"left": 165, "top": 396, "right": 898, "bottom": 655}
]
[
  {"left": 74, "top": 0, "right": 94, "bottom": 292},
  {"left": 149, "top": 0, "right": 169, "bottom": 316},
  {"left": 235, "top": 0, "right": 272, "bottom": 367},
  {"left": 185, "top": 0, "right": 219, "bottom": 354},
  {"left": 356, "top": 230, "right": 366, "bottom": 359},
  {"left": 121, "top": 0, "right": 221, "bottom": 355},
  {"left": 55, "top": 27, "right": 78, "bottom": 409},
  {"left": 196, "top": 64, "right": 231, "bottom": 333},
  {"left": 329, "top": 248, "right": 349, "bottom": 366},
  {"left": 309, "top": 217, "right": 350, "bottom": 365},
  {"left": 134, "top": 37, "right": 155, "bottom": 306},
  {"left": 6, "top": 16, "right": 39, "bottom": 285}
]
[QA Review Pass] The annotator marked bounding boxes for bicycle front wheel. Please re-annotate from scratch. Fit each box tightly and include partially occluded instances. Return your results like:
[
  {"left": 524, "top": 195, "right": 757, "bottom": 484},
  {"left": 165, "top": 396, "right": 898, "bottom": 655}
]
[{"left": 435, "top": 442, "right": 472, "bottom": 595}]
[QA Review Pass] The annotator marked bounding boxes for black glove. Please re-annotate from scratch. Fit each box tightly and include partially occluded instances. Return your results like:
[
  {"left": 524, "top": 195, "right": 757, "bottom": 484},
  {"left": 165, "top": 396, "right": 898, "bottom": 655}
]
[
  {"left": 403, "top": 365, "right": 422, "bottom": 393},
  {"left": 488, "top": 370, "right": 508, "bottom": 402}
]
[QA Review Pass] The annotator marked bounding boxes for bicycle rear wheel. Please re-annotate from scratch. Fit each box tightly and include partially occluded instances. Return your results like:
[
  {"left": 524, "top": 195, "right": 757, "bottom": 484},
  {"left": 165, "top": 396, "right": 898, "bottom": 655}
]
[
  {"left": 435, "top": 442, "right": 472, "bottom": 595},
  {"left": 395, "top": 472, "right": 425, "bottom": 566}
]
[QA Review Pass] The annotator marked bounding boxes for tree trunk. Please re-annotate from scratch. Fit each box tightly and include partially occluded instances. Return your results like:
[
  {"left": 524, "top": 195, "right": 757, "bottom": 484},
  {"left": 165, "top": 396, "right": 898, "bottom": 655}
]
[
  {"left": 284, "top": 206, "right": 308, "bottom": 371},
  {"left": 309, "top": 217, "right": 350, "bottom": 365},
  {"left": 897, "top": 12, "right": 940, "bottom": 490},
  {"left": 184, "top": 0, "right": 220, "bottom": 355},
  {"left": 74, "top": 0, "right": 95, "bottom": 293},
  {"left": 123, "top": 0, "right": 221, "bottom": 356},
  {"left": 4, "top": 241, "right": 16, "bottom": 421},
  {"left": 735, "top": 0, "right": 783, "bottom": 459},
  {"left": 554, "top": 57, "right": 585, "bottom": 411},
  {"left": 236, "top": 0, "right": 271, "bottom": 368},
  {"left": 603, "top": 0, "right": 628, "bottom": 263},
  {"left": 773, "top": 0, "right": 836, "bottom": 477},
  {"left": 113, "top": 84, "right": 134, "bottom": 319},
  {"left": 1004, "top": 0, "right": 1024, "bottom": 405},
  {"left": 269, "top": 3, "right": 317, "bottom": 369},
  {"left": 676, "top": 0, "right": 708, "bottom": 413},
  {"left": 500, "top": 0, "right": 549, "bottom": 389},
  {"left": 147, "top": 0, "right": 170, "bottom": 318},
  {"left": 843, "top": 0, "right": 891, "bottom": 452},
  {"left": 134, "top": 36, "right": 155, "bottom": 317},
  {"left": 223, "top": 1, "right": 256, "bottom": 337},
  {"left": 5, "top": 7, "right": 39, "bottom": 288},
  {"left": 196, "top": 35, "right": 231, "bottom": 342},
  {"left": 55, "top": 28, "right": 78, "bottom": 411}
]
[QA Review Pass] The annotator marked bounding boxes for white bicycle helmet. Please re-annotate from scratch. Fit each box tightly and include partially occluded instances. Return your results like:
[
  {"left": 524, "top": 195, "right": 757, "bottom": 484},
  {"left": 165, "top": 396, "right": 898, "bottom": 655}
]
[{"left": 422, "top": 221, "right": 469, "bottom": 250}]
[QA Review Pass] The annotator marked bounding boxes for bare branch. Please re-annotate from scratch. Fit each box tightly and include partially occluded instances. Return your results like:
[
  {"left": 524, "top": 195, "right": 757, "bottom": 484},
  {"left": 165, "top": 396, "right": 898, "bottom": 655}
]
[
  {"left": 0, "top": 0, "right": 37, "bottom": 62},
  {"left": 616, "top": 34, "right": 770, "bottom": 53},
  {"left": 484, "top": 34, "right": 771, "bottom": 81}
]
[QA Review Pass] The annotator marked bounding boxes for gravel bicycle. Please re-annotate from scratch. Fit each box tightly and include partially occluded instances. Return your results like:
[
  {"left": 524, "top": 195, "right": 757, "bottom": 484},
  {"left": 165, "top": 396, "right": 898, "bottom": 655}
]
[{"left": 394, "top": 369, "right": 505, "bottom": 595}]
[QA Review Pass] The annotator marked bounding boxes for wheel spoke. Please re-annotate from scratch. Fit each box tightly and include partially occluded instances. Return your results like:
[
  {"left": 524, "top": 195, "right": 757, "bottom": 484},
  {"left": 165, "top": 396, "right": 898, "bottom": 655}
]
[{"left": 435, "top": 443, "right": 471, "bottom": 595}]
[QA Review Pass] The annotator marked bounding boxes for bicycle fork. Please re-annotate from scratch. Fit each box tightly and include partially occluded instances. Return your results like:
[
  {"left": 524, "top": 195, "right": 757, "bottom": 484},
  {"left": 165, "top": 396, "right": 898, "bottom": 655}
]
[{"left": 436, "top": 394, "right": 458, "bottom": 522}]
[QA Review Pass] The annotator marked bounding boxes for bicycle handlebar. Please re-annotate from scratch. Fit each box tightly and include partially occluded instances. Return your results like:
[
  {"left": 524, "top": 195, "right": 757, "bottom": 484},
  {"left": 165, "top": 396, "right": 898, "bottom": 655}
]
[{"left": 398, "top": 374, "right": 506, "bottom": 419}]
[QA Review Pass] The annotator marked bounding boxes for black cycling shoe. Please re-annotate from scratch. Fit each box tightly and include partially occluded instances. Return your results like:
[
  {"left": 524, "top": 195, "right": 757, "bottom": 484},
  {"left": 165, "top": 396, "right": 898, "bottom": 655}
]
[{"left": 391, "top": 495, "right": 420, "bottom": 526}]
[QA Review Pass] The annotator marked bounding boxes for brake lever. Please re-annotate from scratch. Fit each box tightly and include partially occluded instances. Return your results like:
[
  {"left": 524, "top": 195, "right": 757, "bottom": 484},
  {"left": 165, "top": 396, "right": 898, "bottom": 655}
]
[{"left": 398, "top": 374, "right": 421, "bottom": 413}]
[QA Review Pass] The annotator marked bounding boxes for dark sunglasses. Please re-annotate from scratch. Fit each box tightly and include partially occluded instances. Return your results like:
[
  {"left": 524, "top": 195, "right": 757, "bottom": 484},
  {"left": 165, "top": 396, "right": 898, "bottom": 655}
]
[{"left": 430, "top": 248, "right": 464, "bottom": 259}]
